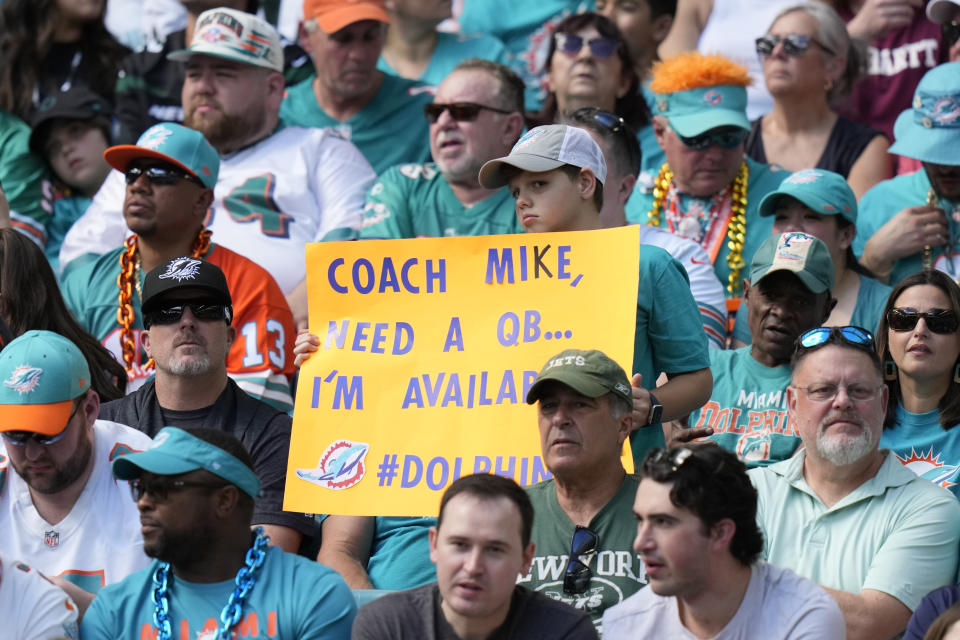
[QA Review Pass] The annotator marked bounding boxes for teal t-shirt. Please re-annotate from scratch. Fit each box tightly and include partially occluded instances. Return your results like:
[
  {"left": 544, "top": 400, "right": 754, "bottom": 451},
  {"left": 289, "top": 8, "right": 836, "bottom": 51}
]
[
  {"left": 359, "top": 162, "right": 522, "bottom": 238},
  {"left": 80, "top": 547, "right": 357, "bottom": 639},
  {"left": 46, "top": 194, "right": 91, "bottom": 274},
  {"left": 520, "top": 475, "right": 645, "bottom": 633},
  {"left": 457, "top": 0, "right": 594, "bottom": 111},
  {"left": 732, "top": 272, "right": 892, "bottom": 343},
  {"left": 1, "top": 110, "right": 51, "bottom": 246},
  {"left": 626, "top": 156, "right": 785, "bottom": 294},
  {"left": 881, "top": 404, "right": 960, "bottom": 499},
  {"left": 631, "top": 244, "right": 711, "bottom": 464},
  {"left": 689, "top": 347, "right": 796, "bottom": 467},
  {"left": 855, "top": 169, "right": 960, "bottom": 287},
  {"left": 377, "top": 32, "right": 510, "bottom": 88},
  {"left": 366, "top": 516, "right": 438, "bottom": 590},
  {"left": 279, "top": 73, "right": 432, "bottom": 175}
]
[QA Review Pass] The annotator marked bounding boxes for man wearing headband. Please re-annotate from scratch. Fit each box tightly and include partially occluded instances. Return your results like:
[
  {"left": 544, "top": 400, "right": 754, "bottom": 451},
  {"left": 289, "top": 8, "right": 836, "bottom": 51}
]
[
  {"left": 81, "top": 427, "right": 356, "bottom": 639},
  {"left": 749, "top": 326, "right": 960, "bottom": 639},
  {"left": 0, "top": 330, "right": 153, "bottom": 610}
]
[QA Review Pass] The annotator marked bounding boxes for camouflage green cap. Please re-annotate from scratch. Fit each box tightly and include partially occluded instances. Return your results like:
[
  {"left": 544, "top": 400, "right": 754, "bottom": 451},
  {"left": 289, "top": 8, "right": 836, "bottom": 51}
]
[{"left": 526, "top": 349, "right": 632, "bottom": 404}]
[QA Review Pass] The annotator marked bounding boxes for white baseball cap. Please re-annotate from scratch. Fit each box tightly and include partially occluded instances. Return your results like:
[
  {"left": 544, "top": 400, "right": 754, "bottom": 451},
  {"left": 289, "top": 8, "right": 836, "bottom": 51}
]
[{"left": 478, "top": 124, "right": 607, "bottom": 189}]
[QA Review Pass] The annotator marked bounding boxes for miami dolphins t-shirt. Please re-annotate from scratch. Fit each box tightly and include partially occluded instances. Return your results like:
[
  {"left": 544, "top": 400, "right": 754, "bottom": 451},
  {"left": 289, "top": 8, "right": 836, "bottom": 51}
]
[{"left": 881, "top": 404, "right": 960, "bottom": 498}]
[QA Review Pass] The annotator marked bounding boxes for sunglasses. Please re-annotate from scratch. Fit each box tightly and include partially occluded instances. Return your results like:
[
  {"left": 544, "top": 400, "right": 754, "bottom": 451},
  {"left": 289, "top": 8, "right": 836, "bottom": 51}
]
[
  {"left": 673, "top": 126, "right": 747, "bottom": 150},
  {"left": 130, "top": 477, "right": 228, "bottom": 503},
  {"left": 887, "top": 308, "right": 960, "bottom": 334},
  {"left": 563, "top": 525, "right": 598, "bottom": 595},
  {"left": 799, "top": 325, "right": 875, "bottom": 349},
  {"left": 124, "top": 163, "right": 204, "bottom": 188},
  {"left": 943, "top": 21, "right": 960, "bottom": 48},
  {"left": 1, "top": 403, "right": 79, "bottom": 447},
  {"left": 143, "top": 302, "right": 232, "bottom": 329},
  {"left": 423, "top": 102, "right": 512, "bottom": 123},
  {"left": 644, "top": 447, "right": 694, "bottom": 474},
  {"left": 555, "top": 32, "right": 620, "bottom": 58},
  {"left": 755, "top": 33, "right": 834, "bottom": 57}
]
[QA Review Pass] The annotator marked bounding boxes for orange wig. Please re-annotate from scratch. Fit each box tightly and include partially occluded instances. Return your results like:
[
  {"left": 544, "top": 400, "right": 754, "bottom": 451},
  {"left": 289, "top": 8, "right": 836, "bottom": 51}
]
[{"left": 649, "top": 52, "right": 752, "bottom": 94}]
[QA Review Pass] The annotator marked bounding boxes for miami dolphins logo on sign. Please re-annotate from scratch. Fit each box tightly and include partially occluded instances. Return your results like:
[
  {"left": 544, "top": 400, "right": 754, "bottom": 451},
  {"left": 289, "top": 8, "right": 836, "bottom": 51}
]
[
  {"left": 4, "top": 365, "right": 43, "bottom": 394},
  {"left": 158, "top": 257, "right": 202, "bottom": 282},
  {"left": 297, "top": 440, "right": 370, "bottom": 490}
]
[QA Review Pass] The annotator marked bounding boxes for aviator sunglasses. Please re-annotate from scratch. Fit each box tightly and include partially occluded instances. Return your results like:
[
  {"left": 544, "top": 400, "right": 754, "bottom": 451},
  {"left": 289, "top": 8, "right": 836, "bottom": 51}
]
[
  {"left": 563, "top": 525, "right": 599, "bottom": 595},
  {"left": 554, "top": 32, "right": 620, "bottom": 58},
  {"left": 887, "top": 308, "right": 960, "bottom": 334},
  {"left": 755, "top": 33, "right": 835, "bottom": 57},
  {"left": 124, "top": 162, "right": 204, "bottom": 188},
  {"left": 423, "top": 102, "right": 513, "bottom": 123},
  {"left": 142, "top": 302, "right": 232, "bottom": 329}
]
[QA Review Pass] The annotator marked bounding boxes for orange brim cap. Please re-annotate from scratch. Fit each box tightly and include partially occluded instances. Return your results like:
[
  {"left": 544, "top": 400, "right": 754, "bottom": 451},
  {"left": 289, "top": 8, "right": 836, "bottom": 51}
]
[
  {"left": 103, "top": 146, "right": 199, "bottom": 178},
  {"left": 0, "top": 400, "right": 73, "bottom": 436},
  {"left": 313, "top": 4, "right": 390, "bottom": 33}
]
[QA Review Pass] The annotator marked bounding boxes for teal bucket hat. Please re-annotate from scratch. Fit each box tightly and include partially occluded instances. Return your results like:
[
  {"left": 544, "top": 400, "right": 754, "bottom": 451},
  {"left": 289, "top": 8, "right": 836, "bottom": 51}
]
[
  {"left": 888, "top": 62, "right": 960, "bottom": 166},
  {"left": 758, "top": 169, "right": 857, "bottom": 225},
  {"left": 654, "top": 85, "right": 751, "bottom": 137}
]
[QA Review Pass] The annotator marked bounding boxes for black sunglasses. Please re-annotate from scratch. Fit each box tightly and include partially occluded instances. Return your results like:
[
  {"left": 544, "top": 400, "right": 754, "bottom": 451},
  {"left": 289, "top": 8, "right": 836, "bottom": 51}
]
[
  {"left": 423, "top": 102, "right": 513, "bottom": 123},
  {"left": 124, "top": 162, "right": 204, "bottom": 188},
  {"left": 887, "top": 308, "right": 960, "bottom": 334},
  {"left": 1, "top": 403, "right": 79, "bottom": 447},
  {"left": 554, "top": 32, "right": 619, "bottom": 58},
  {"left": 673, "top": 126, "right": 746, "bottom": 151},
  {"left": 943, "top": 20, "right": 960, "bottom": 47},
  {"left": 644, "top": 447, "right": 694, "bottom": 474},
  {"left": 563, "top": 525, "right": 599, "bottom": 595},
  {"left": 142, "top": 302, "right": 232, "bottom": 329},
  {"left": 755, "top": 33, "right": 834, "bottom": 57},
  {"left": 130, "top": 477, "right": 228, "bottom": 503}
]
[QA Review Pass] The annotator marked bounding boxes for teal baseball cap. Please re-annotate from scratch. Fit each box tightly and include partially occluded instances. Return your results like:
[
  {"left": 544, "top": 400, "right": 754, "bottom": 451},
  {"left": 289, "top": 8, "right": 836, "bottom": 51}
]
[
  {"left": 654, "top": 85, "right": 751, "bottom": 137},
  {"left": 888, "top": 62, "right": 960, "bottom": 166},
  {"left": 758, "top": 169, "right": 857, "bottom": 225},
  {"left": 526, "top": 349, "right": 632, "bottom": 405},
  {"left": 104, "top": 123, "right": 219, "bottom": 189},
  {"left": 112, "top": 427, "right": 261, "bottom": 498},
  {"left": 0, "top": 330, "right": 90, "bottom": 435},
  {"left": 749, "top": 232, "right": 834, "bottom": 294},
  {"left": 168, "top": 7, "right": 284, "bottom": 73}
]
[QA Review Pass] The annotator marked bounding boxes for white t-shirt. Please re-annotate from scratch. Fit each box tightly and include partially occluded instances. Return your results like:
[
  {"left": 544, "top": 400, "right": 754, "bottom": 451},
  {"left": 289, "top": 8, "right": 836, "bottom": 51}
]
[
  {"left": 602, "top": 561, "right": 845, "bottom": 639},
  {"left": 59, "top": 126, "right": 376, "bottom": 294},
  {"left": 0, "top": 420, "right": 153, "bottom": 595},
  {"left": 0, "top": 553, "right": 79, "bottom": 640}
]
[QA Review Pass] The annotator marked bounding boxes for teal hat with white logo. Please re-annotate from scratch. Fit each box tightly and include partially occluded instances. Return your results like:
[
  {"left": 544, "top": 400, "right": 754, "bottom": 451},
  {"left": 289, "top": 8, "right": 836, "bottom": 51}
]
[
  {"left": 654, "top": 85, "right": 751, "bottom": 137},
  {"left": 749, "top": 232, "right": 834, "bottom": 294},
  {"left": 0, "top": 330, "right": 90, "bottom": 435},
  {"left": 103, "top": 123, "right": 220, "bottom": 189},
  {"left": 113, "top": 427, "right": 261, "bottom": 498},
  {"left": 889, "top": 62, "right": 960, "bottom": 166},
  {"left": 168, "top": 7, "right": 284, "bottom": 73},
  {"left": 758, "top": 169, "right": 857, "bottom": 225}
]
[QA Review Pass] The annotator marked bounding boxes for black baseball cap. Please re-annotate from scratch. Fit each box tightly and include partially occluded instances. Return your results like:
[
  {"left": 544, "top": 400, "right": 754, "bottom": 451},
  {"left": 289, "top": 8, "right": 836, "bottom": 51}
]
[
  {"left": 29, "top": 86, "right": 112, "bottom": 155},
  {"left": 141, "top": 257, "right": 232, "bottom": 314}
]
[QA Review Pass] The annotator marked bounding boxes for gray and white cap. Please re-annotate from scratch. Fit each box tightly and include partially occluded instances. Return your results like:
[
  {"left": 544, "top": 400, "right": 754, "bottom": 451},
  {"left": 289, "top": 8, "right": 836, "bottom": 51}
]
[{"left": 478, "top": 124, "right": 607, "bottom": 189}]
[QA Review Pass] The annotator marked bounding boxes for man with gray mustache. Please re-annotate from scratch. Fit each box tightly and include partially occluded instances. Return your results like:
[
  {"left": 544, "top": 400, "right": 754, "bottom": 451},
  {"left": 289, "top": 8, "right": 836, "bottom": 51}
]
[{"left": 748, "top": 326, "right": 960, "bottom": 640}]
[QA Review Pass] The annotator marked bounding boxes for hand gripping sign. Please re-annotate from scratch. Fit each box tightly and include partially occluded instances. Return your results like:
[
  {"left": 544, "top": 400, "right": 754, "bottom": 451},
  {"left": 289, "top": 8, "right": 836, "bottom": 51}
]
[{"left": 285, "top": 227, "right": 640, "bottom": 516}]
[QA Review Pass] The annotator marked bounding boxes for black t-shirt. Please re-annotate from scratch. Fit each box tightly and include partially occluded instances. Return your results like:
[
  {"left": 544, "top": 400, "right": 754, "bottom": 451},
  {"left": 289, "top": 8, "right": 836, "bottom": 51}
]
[{"left": 99, "top": 378, "right": 314, "bottom": 537}]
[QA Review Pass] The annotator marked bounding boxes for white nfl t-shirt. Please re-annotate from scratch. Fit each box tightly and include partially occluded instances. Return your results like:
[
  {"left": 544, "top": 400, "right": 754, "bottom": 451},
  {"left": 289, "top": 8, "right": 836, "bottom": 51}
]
[
  {"left": 59, "top": 126, "right": 375, "bottom": 294},
  {"left": 0, "top": 420, "right": 153, "bottom": 595},
  {"left": 0, "top": 552, "right": 80, "bottom": 639}
]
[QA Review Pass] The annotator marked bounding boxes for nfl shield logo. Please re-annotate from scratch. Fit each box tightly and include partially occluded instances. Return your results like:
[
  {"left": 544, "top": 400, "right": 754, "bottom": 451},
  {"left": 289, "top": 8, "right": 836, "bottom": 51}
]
[{"left": 44, "top": 530, "right": 59, "bottom": 548}]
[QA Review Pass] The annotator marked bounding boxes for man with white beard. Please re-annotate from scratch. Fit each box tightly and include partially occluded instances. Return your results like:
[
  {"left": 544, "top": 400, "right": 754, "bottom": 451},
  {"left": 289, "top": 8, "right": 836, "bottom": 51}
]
[{"left": 749, "top": 326, "right": 960, "bottom": 640}]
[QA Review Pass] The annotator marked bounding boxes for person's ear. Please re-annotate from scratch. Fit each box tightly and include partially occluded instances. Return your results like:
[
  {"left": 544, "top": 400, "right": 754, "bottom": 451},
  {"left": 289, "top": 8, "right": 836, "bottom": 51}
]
[
  {"left": 428, "top": 526, "right": 439, "bottom": 564},
  {"left": 501, "top": 112, "right": 525, "bottom": 147},
  {"left": 225, "top": 324, "right": 237, "bottom": 351},
  {"left": 709, "top": 518, "right": 736, "bottom": 552},
  {"left": 651, "top": 13, "right": 674, "bottom": 44},
  {"left": 142, "top": 329, "right": 153, "bottom": 358},
  {"left": 520, "top": 541, "right": 536, "bottom": 576},
  {"left": 838, "top": 222, "right": 856, "bottom": 250},
  {"left": 579, "top": 168, "right": 597, "bottom": 201},
  {"left": 298, "top": 22, "right": 314, "bottom": 53},
  {"left": 618, "top": 173, "right": 637, "bottom": 207},
  {"left": 653, "top": 116, "right": 669, "bottom": 151}
]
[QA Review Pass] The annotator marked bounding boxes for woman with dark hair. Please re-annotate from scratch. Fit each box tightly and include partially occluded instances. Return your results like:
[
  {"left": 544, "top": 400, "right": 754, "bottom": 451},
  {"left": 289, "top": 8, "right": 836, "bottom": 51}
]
[
  {"left": 0, "top": 228, "right": 126, "bottom": 400},
  {"left": 0, "top": 0, "right": 128, "bottom": 120},
  {"left": 530, "top": 12, "right": 650, "bottom": 134},
  {"left": 876, "top": 269, "right": 960, "bottom": 497}
]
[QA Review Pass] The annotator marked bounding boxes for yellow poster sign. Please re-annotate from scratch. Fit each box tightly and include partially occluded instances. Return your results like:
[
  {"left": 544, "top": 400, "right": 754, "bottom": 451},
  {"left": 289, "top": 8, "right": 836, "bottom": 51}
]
[{"left": 285, "top": 226, "right": 640, "bottom": 516}]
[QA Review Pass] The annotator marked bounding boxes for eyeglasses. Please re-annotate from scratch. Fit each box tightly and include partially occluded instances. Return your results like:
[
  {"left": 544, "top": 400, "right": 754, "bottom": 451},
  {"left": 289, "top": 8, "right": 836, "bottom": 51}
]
[
  {"left": 591, "top": 110, "right": 627, "bottom": 134},
  {"left": 887, "top": 308, "right": 960, "bottom": 334},
  {"left": 755, "top": 33, "right": 835, "bottom": 57},
  {"left": 793, "top": 382, "right": 884, "bottom": 403},
  {"left": 673, "top": 126, "right": 747, "bottom": 150},
  {"left": 563, "top": 525, "right": 598, "bottom": 595},
  {"left": 942, "top": 20, "right": 960, "bottom": 48},
  {"left": 423, "top": 102, "right": 513, "bottom": 123},
  {"left": 130, "top": 477, "right": 228, "bottom": 503},
  {"left": 142, "top": 302, "right": 232, "bottom": 329},
  {"left": 799, "top": 326, "right": 875, "bottom": 350},
  {"left": 1, "top": 402, "right": 79, "bottom": 447},
  {"left": 555, "top": 32, "right": 620, "bottom": 58},
  {"left": 124, "top": 162, "right": 204, "bottom": 188}
]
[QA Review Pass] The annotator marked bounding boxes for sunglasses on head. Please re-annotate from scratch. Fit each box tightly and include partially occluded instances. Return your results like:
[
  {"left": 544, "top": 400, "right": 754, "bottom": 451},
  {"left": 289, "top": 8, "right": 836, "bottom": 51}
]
[
  {"left": 130, "top": 476, "right": 228, "bottom": 503},
  {"left": 423, "top": 102, "right": 512, "bottom": 123},
  {"left": 554, "top": 32, "right": 620, "bottom": 58},
  {"left": 755, "top": 33, "right": 834, "bottom": 57},
  {"left": 644, "top": 447, "right": 694, "bottom": 474},
  {"left": 1, "top": 402, "right": 79, "bottom": 447},
  {"left": 124, "top": 162, "right": 204, "bottom": 188},
  {"left": 142, "top": 302, "right": 232, "bottom": 329},
  {"left": 799, "top": 325, "right": 875, "bottom": 349},
  {"left": 887, "top": 308, "right": 960, "bottom": 334},
  {"left": 673, "top": 126, "right": 747, "bottom": 151},
  {"left": 563, "top": 525, "right": 599, "bottom": 595}
]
